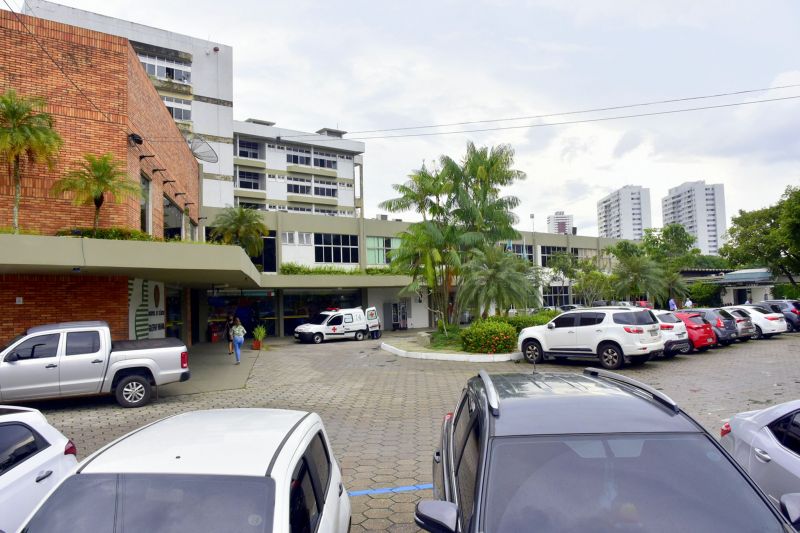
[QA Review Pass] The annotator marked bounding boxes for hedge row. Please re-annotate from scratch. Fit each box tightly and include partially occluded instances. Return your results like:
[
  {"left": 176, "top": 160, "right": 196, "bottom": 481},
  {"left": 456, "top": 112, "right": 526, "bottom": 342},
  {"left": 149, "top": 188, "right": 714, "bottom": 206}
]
[
  {"left": 484, "top": 310, "right": 562, "bottom": 334},
  {"left": 460, "top": 320, "right": 517, "bottom": 354}
]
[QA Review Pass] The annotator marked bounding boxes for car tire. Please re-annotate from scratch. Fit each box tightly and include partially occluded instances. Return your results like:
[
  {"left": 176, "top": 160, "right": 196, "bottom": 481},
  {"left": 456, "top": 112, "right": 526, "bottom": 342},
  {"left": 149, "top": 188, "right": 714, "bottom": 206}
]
[
  {"left": 355, "top": 330, "right": 365, "bottom": 341},
  {"left": 753, "top": 326, "right": 763, "bottom": 340},
  {"left": 678, "top": 344, "right": 693, "bottom": 354},
  {"left": 697, "top": 346, "right": 710, "bottom": 352},
  {"left": 719, "top": 340, "right": 732, "bottom": 346},
  {"left": 598, "top": 343, "right": 624, "bottom": 370},
  {"left": 313, "top": 333, "right": 323, "bottom": 344},
  {"left": 662, "top": 351, "right": 677, "bottom": 359},
  {"left": 522, "top": 340, "right": 543, "bottom": 364},
  {"left": 115, "top": 375, "right": 152, "bottom": 408}
]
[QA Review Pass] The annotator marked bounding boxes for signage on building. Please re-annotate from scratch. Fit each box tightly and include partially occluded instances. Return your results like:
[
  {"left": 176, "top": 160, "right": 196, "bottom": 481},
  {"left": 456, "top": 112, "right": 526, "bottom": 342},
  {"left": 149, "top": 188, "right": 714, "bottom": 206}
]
[{"left": 128, "top": 279, "right": 166, "bottom": 339}]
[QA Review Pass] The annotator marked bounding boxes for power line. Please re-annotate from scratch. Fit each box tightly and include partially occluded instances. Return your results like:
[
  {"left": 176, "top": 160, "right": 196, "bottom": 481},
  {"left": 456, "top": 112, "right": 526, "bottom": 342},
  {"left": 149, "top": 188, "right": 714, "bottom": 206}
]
[{"left": 278, "top": 83, "right": 800, "bottom": 139}]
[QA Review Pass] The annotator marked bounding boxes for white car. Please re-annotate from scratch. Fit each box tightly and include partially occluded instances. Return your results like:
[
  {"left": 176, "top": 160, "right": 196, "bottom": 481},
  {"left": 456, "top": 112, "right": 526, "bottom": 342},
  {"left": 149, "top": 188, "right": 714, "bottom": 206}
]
[
  {"left": 294, "top": 307, "right": 380, "bottom": 344},
  {"left": 518, "top": 307, "right": 664, "bottom": 370},
  {"left": 18, "top": 409, "right": 351, "bottom": 533},
  {"left": 739, "top": 305, "right": 788, "bottom": 339},
  {"left": 721, "top": 399, "right": 800, "bottom": 507},
  {"left": 653, "top": 310, "right": 692, "bottom": 357},
  {"left": 0, "top": 406, "right": 77, "bottom": 533}
]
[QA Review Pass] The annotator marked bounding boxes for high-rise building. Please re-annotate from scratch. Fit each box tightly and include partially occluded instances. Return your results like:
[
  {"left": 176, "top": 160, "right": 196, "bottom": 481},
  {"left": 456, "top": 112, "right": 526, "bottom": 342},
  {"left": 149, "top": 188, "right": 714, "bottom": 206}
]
[
  {"left": 662, "top": 181, "right": 726, "bottom": 255},
  {"left": 546, "top": 211, "right": 574, "bottom": 235},
  {"left": 597, "top": 185, "right": 652, "bottom": 240}
]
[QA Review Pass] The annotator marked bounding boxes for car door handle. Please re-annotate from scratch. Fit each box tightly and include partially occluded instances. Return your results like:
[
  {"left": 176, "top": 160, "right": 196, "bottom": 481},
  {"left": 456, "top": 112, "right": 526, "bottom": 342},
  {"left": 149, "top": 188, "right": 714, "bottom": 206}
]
[
  {"left": 339, "top": 482, "right": 344, "bottom": 497},
  {"left": 433, "top": 449, "right": 442, "bottom": 464},
  {"left": 754, "top": 448, "right": 771, "bottom": 463},
  {"left": 45, "top": 363, "right": 57, "bottom": 369},
  {"left": 35, "top": 470, "right": 53, "bottom": 483},
  {"left": 595, "top": 329, "right": 602, "bottom": 332},
  {"left": 91, "top": 359, "right": 103, "bottom": 364}
]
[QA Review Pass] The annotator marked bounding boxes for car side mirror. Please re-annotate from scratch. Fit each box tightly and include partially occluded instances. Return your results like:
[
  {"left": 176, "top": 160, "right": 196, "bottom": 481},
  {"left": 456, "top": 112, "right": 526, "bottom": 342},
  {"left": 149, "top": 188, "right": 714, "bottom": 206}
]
[
  {"left": 415, "top": 500, "right": 458, "bottom": 533},
  {"left": 547, "top": 322, "right": 555, "bottom": 329},
  {"left": 780, "top": 493, "right": 800, "bottom": 528},
  {"left": 5, "top": 352, "right": 19, "bottom": 362}
]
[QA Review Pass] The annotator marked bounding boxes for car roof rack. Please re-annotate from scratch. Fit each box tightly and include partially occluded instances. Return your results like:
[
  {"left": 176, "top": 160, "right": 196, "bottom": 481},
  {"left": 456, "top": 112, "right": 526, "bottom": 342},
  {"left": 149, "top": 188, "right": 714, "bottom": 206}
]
[
  {"left": 479, "top": 370, "right": 500, "bottom": 417},
  {"left": 583, "top": 368, "right": 680, "bottom": 413}
]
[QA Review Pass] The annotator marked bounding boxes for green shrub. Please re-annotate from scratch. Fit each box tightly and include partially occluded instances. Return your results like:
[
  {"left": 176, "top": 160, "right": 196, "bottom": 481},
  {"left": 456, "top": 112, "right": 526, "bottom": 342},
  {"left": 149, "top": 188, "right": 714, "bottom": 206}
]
[
  {"left": 774, "top": 283, "right": 800, "bottom": 300},
  {"left": 56, "top": 227, "right": 157, "bottom": 241},
  {"left": 0, "top": 226, "right": 40, "bottom": 235},
  {"left": 461, "top": 320, "right": 517, "bottom": 354},
  {"left": 484, "top": 310, "right": 560, "bottom": 334}
]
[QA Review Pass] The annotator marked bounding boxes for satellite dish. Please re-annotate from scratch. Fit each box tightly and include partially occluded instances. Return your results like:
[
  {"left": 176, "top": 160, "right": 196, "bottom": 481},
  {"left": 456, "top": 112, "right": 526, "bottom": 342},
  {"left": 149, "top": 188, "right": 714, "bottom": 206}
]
[{"left": 185, "top": 132, "right": 218, "bottom": 163}]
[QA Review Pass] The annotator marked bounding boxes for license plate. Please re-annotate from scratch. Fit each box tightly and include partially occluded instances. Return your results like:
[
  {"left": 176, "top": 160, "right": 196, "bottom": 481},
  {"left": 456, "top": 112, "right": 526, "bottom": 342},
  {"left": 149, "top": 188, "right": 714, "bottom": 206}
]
[
  {"left": 649, "top": 329, "right": 657, "bottom": 336},
  {"left": 707, "top": 337, "right": 714, "bottom": 343}
]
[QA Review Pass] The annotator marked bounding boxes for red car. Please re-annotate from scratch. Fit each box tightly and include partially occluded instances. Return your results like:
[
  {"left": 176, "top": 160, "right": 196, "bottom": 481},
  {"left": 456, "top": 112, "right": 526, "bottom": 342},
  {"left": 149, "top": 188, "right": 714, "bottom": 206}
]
[{"left": 675, "top": 312, "right": 717, "bottom": 352}]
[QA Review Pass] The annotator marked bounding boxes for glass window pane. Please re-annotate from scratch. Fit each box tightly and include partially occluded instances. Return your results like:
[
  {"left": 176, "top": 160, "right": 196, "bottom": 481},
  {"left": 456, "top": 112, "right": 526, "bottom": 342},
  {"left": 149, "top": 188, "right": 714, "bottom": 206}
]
[
  {"left": 308, "top": 434, "right": 331, "bottom": 498},
  {"left": 13, "top": 334, "right": 59, "bottom": 359},
  {"left": 65, "top": 331, "right": 100, "bottom": 355},
  {"left": 0, "top": 423, "right": 40, "bottom": 474}
]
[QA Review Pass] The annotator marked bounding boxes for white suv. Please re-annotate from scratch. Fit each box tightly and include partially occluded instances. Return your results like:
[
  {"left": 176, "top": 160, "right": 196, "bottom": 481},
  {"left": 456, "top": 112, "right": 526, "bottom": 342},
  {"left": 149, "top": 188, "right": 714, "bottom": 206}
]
[{"left": 518, "top": 307, "right": 664, "bottom": 369}]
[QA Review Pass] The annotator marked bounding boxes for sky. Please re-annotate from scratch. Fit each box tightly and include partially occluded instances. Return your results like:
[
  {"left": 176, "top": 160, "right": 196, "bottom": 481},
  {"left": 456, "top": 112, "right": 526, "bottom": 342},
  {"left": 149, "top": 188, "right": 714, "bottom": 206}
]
[{"left": 10, "top": 0, "right": 800, "bottom": 236}]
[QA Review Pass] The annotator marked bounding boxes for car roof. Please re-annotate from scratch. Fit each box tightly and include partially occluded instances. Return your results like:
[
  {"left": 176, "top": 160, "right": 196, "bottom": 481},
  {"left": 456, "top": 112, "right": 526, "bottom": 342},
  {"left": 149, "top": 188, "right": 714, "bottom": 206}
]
[
  {"left": 578, "top": 306, "right": 643, "bottom": 311},
  {"left": 27, "top": 321, "right": 108, "bottom": 335},
  {"left": 0, "top": 405, "right": 40, "bottom": 418},
  {"left": 471, "top": 372, "right": 699, "bottom": 437},
  {"left": 741, "top": 399, "right": 800, "bottom": 426},
  {"left": 81, "top": 409, "right": 309, "bottom": 476}
]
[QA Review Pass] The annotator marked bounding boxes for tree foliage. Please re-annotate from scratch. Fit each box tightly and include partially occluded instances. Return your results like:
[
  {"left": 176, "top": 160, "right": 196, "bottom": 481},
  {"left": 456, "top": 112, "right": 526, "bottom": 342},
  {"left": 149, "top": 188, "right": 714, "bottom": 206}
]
[
  {"left": 210, "top": 206, "right": 270, "bottom": 257},
  {"left": 459, "top": 246, "right": 538, "bottom": 317},
  {"left": 641, "top": 224, "right": 698, "bottom": 270}
]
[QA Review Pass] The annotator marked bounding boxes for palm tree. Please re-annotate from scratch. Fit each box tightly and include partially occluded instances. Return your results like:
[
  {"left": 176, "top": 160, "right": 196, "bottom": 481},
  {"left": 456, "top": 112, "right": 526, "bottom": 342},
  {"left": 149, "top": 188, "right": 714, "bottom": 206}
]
[
  {"left": 612, "top": 254, "right": 666, "bottom": 301},
  {"left": 458, "top": 246, "right": 537, "bottom": 318},
  {"left": 378, "top": 165, "right": 448, "bottom": 222},
  {"left": 0, "top": 90, "right": 63, "bottom": 233},
  {"left": 211, "top": 206, "right": 269, "bottom": 257},
  {"left": 51, "top": 153, "right": 141, "bottom": 235}
]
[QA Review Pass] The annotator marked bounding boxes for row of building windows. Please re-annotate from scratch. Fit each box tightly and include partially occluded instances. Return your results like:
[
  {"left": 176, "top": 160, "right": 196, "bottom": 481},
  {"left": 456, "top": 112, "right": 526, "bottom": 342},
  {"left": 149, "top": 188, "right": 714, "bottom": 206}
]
[
  {"left": 238, "top": 139, "right": 354, "bottom": 161},
  {"left": 314, "top": 233, "right": 359, "bottom": 263},
  {"left": 162, "top": 96, "right": 192, "bottom": 121},
  {"left": 139, "top": 173, "right": 197, "bottom": 241},
  {"left": 140, "top": 58, "right": 191, "bottom": 84}
]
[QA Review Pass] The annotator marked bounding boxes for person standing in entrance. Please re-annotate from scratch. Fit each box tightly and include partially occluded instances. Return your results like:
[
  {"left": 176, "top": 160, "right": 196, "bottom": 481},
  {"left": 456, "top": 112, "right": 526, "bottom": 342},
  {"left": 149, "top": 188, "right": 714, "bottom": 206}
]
[
  {"left": 668, "top": 298, "right": 677, "bottom": 311},
  {"left": 225, "top": 315, "right": 235, "bottom": 356},
  {"left": 231, "top": 317, "right": 246, "bottom": 365},
  {"left": 684, "top": 297, "right": 693, "bottom": 309}
]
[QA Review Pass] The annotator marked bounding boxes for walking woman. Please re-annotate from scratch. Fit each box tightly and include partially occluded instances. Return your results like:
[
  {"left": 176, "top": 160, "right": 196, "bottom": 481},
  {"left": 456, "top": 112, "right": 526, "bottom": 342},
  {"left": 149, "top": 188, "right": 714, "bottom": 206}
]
[
  {"left": 225, "top": 315, "right": 235, "bottom": 356},
  {"left": 231, "top": 317, "right": 246, "bottom": 365}
]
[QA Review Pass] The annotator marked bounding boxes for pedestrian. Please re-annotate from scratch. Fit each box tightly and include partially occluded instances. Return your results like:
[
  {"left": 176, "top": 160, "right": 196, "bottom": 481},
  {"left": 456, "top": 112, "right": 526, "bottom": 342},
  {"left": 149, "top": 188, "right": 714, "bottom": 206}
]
[
  {"left": 684, "top": 297, "right": 693, "bottom": 309},
  {"left": 231, "top": 317, "right": 246, "bottom": 365},
  {"left": 744, "top": 299, "right": 751, "bottom": 305},
  {"left": 224, "top": 315, "right": 235, "bottom": 356},
  {"left": 668, "top": 298, "right": 677, "bottom": 311}
]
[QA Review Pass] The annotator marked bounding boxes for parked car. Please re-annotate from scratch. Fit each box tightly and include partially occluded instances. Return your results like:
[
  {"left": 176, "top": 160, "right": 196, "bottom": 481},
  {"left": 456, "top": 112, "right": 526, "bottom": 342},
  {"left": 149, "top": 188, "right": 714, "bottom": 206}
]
[
  {"left": 293, "top": 307, "right": 379, "bottom": 344},
  {"left": 18, "top": 408, "right": 351, "bottom": 533},
  {"left": 721, "top": 399, "right": 800, "bottom": 508},
  {"left": 741, "top": 304, "right": 788, "bottom": 339},
  {"left": 759, "top": 300, "right": 800, "bottom": 332},
  {"left": 653, "top": 310, "right": 692, "bottom": 357},
  {"left": 722, "top": 307, "right": 756, "bottom": 341},
  {"left": 692, "top": 308, "right": 739, "bottom": 346},
  {"left": 634, "top": 300, "right": 654, "bottom": 309},
  {"left": 518, "top": 307, "right": 663, "bottom": 370},
  {"left": 0, "top": 321, "right": 189, "bottom": 408},
  {"left": 420, "top": 369, "right": 799, "bottom": 533},
  {"left": 674, "top": 311, "right": 717, "bottom": 352},
  {"left": 0, "top": 406, "right": 77, "bottom": 533}
]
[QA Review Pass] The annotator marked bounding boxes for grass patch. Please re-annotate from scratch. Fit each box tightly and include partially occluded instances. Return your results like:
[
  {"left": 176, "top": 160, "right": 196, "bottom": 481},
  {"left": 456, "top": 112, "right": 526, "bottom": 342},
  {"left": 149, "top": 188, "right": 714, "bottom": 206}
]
[{"left": 429, "top": 328, "right": 463, "bottom": 350}]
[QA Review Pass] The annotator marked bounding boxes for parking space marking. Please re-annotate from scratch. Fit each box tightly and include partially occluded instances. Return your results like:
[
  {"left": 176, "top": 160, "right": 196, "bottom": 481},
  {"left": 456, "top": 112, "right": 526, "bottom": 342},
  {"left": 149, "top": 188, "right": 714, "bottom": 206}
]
[{"left": 349, "top": 483, "right": 434, "bottom": 497}]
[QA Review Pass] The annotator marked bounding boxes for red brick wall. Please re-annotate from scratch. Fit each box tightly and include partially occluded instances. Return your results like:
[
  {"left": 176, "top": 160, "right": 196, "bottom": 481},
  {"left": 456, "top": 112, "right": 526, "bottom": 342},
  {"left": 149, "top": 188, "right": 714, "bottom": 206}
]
[
  {"left": 0, "top": 274, "right": 128, "bottom": 344},
  {"left": 0, "top": 11, "right": 199, "bottom": 236}
]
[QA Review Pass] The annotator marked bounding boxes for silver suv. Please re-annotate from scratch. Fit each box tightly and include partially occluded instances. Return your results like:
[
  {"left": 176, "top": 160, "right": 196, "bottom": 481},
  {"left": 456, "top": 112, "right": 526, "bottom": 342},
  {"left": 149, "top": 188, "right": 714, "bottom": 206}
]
[{"left": 517, "top": 307, "right": 664, "bottom": 369}]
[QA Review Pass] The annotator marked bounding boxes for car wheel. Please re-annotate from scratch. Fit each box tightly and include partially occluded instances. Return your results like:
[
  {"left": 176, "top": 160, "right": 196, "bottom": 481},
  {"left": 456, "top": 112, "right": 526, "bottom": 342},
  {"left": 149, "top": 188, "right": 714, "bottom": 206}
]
[
  {"left": 355, "top": 330, "right": 365, "bottom": 341},
  {"left": 115, "top": 375, "right": 152, "bottom": 408},
  {"left": 522, "top": 340, "right": 543, "bottom": 364},
  {"left": 678, "top": 344, "right": 693, "bottom": 354},
  {"left": 598, "top": 343, "right": 624, "bottom": 370},
  {"left": 313, "top": 333, "right": 323, "bottom": 344},
  {"left": 753, "top": 326, "right": 763, "bottom": 340}
]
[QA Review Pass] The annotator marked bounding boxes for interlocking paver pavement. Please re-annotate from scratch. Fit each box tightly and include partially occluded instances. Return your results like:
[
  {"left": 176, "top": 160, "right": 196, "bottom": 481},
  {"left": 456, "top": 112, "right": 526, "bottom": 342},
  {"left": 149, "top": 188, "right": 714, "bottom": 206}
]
[{"left": 30, "top": 332, "right": 800, "bottom": 532}]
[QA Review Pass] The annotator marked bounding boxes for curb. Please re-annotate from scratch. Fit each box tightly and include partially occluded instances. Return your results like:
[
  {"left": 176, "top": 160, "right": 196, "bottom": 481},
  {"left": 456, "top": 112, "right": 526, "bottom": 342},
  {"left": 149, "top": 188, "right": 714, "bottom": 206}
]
[{"left": 380, "top": 342, "right": 523, "bottom": 362}]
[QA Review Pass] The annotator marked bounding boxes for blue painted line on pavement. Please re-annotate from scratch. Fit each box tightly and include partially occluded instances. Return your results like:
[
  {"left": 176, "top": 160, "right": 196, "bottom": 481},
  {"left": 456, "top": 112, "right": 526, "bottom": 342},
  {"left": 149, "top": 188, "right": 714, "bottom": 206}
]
[{"left": 349, "top": 483, "right": 434, "bottom": 497}]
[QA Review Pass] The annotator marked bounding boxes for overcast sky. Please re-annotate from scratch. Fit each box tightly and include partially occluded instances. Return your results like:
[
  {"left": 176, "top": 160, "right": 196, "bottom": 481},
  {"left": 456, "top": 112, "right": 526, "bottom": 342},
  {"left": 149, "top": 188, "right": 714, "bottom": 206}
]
[{"left": 15, "top": 1, "right": 800, "bottom": 235}]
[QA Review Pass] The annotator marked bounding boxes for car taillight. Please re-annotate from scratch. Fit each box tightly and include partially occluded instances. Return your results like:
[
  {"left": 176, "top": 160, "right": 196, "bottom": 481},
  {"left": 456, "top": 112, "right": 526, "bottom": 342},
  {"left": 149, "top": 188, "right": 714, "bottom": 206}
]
[
  {"left": 767, "top": 316, "right": 781, "bottom": 321},
  {"left": 64, "top": 439, "right": 77, "bottom": 456},
  {"left": 715, "top": 318, "right": 724, "bottom": 328},
  {"left": 181, "top": 351, "right": 189, "bottom": 369},
  {"left": 792, "top": 308, "right": 800, "bottom": 315},
  {"left": 736, "top": 318, "right": 746, "bottom": 323},
  {"left": 659, "top": 324, "right": 674, "bottom": 330},
  {"left": 623, "top": 326, "right": 644, "bottom": 334},
  {"left": 721, "top": 422, "right": 731, "bottom": 438}
]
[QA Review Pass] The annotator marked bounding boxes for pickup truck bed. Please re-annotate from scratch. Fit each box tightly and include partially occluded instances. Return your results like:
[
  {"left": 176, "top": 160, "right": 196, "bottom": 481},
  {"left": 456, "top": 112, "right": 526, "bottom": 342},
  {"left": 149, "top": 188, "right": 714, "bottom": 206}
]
[{"left": 112, "top": 337, "right": 185, "bottom": 352}]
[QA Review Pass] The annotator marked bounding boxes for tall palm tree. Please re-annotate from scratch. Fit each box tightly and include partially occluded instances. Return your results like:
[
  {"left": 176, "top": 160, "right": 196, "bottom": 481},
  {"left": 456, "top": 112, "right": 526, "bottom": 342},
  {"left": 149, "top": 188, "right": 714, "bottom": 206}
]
[
  {"left": 612, "top": 254, "right": 666, "bottom": 301},
  {"left": 0, "top": 90, "right": 63, "bottom": 233},
  {"left": 378, "top": 165, "right": 448, "bottom": 222},
  {"left": 459, "top": 246, "right": 537, "bottom": 318},
  {"left": 51, "top": 153, "right": 141, "bottom": 235},
  {"left": 211, "top": 206, "right": 269, "bottom": 257}
]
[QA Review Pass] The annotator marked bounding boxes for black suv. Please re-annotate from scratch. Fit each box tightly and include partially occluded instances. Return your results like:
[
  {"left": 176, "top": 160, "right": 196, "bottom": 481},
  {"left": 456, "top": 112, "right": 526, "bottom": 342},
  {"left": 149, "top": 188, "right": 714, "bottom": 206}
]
[{"left": 416, "top": 369, "right": 799, "bottom": 533}]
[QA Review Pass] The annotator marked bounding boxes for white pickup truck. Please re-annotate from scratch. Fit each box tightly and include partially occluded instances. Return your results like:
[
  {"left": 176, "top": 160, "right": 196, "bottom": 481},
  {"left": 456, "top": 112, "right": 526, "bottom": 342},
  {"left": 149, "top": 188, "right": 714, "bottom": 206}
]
[{"left": 0, "top": 321, "right": 189, "bottom": 408}]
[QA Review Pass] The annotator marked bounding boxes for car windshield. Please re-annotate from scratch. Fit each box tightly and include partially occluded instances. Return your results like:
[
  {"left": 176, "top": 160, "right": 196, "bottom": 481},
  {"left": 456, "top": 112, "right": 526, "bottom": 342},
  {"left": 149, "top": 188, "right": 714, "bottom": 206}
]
[
  {"left": 307, "top": 313, "right": 330, "bottom": 325},
  {"left": 612, "top": 310, "right": 656, "bottom": 325},
  {"left": 483, "top": 433, "right": 783, "bottom": 533},
  {"left": 23, "top": 473, "right": 275, "bottom": 533},
  {"left": 0, "top": 332, "right": 26, "bottom": 353}
]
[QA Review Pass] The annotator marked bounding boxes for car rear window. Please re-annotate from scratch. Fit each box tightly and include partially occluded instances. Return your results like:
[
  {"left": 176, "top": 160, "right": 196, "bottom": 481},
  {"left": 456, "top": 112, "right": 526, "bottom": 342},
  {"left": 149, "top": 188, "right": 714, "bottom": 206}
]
[
  {"left": 612, "top": 310, "right": 656, "bottom": 325},
  {"left": 717, "top": 309, "right": 735, "bottom": 320},
  {"left": 730, "top": 310, "right": 748, "bottom": 318},
  {"left": 686, "top": 315, "right": 705, "bottom": 326},
  {"left": 23, "top": 473, "right": 275, "bottom": 533},
  {"left": 748, "top": 306, "right": 770, "bottom": 314},
  {"left": 483, "top": 433, "right": 784, "bottom": 533},
  {"left": 657, "top": 313, "right": 680, "bottom": 324},
  {"left": 792, "top": 301, "right": 800, "bottom": 311}
]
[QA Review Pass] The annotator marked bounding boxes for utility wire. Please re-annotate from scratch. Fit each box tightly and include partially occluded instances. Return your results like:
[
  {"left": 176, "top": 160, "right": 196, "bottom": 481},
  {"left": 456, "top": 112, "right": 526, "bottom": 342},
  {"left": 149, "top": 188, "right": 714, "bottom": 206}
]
[{"left": 278, "top": 83, "right": 800, "bottom": 139}]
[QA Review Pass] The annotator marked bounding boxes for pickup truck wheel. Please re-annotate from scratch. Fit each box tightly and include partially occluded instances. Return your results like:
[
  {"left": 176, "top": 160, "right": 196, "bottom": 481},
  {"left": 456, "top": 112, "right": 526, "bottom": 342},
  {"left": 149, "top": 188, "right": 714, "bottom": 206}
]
[
  {"left": 598, "top": 343, "right": 624, "bottom": 370},
  {"left": 116, "top": 375, "right": 152, "bottom": 408},
  {"left": 355, "top": 330, "right": 365, "bottom": 341},
  {"left": 313, "top": 333, "right": 323, "bottom": 344},
  {"left": 522, "top": 340, "right": 543, "bottom": 364}
]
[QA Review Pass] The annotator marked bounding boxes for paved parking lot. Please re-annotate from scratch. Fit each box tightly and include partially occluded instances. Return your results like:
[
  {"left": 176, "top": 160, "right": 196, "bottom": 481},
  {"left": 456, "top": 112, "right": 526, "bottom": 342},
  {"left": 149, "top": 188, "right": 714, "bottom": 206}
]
[{"left": 32, "top": 332, "right": 800, "bottom": 532}]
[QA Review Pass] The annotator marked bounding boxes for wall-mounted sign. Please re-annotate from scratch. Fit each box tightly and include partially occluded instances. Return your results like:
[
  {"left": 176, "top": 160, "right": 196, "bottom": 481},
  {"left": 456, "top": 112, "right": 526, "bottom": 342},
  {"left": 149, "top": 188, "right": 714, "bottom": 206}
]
[{"left": 128, "top": 279, "right": 166, "bottom": 339}]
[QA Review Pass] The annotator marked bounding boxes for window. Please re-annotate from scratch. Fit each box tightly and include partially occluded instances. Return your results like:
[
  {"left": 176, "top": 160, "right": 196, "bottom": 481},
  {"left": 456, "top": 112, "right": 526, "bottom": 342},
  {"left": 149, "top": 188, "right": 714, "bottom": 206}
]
[
  {"left": 238, "top": 201, "right": 266, "bottom": 211},
  {"left": 314, "top": 233, "right": 358, "bottom": 264},
  {"left": 290, "top": 459, "right": 319, "bottom": 533},
  {"left": 769, "top": 412, "right": 800, "bottom": 456},
  {"left": 281, "top": 232, "right": 295, "bottom": 245},
  {"left": 163, "top": 196, "right": 183, "bottom": 240},
  {"left": 0, "top": 423, "right": 42, "bottom": 475},
  {"left": 540, "top": 246, "right": 577, "bottom": 268},
  {"left": 327, "top": 315, "right": 343, "bottom": 326},
  {"left": 313, "top": 157, "right": 337, "bottom": 169},
  {"left": 238, "top": 140, "right": 260, "bottom": 159},
  {"left": 307, "top": 434, "right": 331, "bottom": 498},
  {"left": 12, "top": 334, "right": 59, "bottom": 359},
  {"left": 659, "top": 313, "right": 682, "bottom": 323},
  {"left": 577, "top": 312, "right": 604, "bottom": 326},
  {"left": 161, "top": 96, "right": 191, "bottom": 121},
  {"left": 367, "top": 237, "right": 400, "bottom": 265},
  {"left": 313, "top": 182, "right": 337, "bottom": 198},
  {"left": 552, "top": 315, "right": 576, "bottom": 328},
  {"left": 510, "top": 244, "right": 534, "bottom": 264},
  {"left": 65, "top": 331, "right": 100, "bottom": 356},
  {"left": 456, "top": 417, "right": 480, "bottom": 530},
  {"left": 343, "top": 314, "right": 353, "bottom": 324},
  {"left": 237, "top": 170, "right": 264, "bottom": 190},
  {"left": 613, "top": 311, "right": 657, "bottom": 325},
  {"left": 453, "top": 393, "right": 474, "bottom": 462},
  {"left": 287, "top": 183, "right": 311, "bottom": 195},
  {"left": 287, "top": 154, "right": 312, "bottom": 165},
  {"left": 140, "top": 174, "right": 151, "bottom": 233},
  {"left": 298, "top": 233, "right": 312, "bottom": 246},
  {"left": 542, "top": 286, "right": 570, "bottom": 307}
]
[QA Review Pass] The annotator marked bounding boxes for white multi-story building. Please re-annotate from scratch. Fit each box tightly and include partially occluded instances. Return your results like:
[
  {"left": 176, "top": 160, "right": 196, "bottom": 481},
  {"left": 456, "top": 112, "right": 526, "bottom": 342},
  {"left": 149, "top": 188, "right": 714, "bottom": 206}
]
[
  {"left": 597, "top": 185, "right": 652, "bottom": 240},
  {"left": 546, "top": 211, "right": 574, "bottom": 235},
  {"left": 662, "top": 181, "right": 726, "bottom": 255}
]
